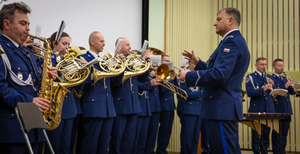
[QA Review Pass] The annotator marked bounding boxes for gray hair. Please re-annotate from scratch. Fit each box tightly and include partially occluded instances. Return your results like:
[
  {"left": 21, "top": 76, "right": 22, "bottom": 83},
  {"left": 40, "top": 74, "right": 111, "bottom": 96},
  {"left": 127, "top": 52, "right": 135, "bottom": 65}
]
[
  {"left": 0, "top": 2, "right": 31, "bottom": 31},
  {"left": 218, "top": 7, "right": 240, "bottom": 25}
]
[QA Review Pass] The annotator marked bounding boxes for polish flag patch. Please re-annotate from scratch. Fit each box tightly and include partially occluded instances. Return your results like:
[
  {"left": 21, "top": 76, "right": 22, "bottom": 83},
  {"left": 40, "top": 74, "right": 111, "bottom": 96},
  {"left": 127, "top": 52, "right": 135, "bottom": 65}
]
[{"left": 223, "top": 48, "right": 230, "bottom": 53}]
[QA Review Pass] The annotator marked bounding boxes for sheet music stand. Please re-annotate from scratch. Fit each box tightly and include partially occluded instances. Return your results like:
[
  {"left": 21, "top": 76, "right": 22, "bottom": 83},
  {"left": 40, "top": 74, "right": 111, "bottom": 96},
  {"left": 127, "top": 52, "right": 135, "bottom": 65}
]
[{"left": 15, "top": 102, "right": 54, "bottom": 154}]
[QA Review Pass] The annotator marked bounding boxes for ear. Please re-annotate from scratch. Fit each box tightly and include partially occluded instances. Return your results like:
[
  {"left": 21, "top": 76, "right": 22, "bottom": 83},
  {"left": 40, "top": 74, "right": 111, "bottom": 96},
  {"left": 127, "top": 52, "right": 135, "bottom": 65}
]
[
  {"left": 228, "top": 17, "right": 234, "bottom": 25},
  {"left": 90, "top": 39, "right": 95, "bottom": 46},
  {"left": 52, "top": 41, "right": 57, "bottom": 49},
  {"left": 3, "top": 19, "right": 11, "bottom": 31}
]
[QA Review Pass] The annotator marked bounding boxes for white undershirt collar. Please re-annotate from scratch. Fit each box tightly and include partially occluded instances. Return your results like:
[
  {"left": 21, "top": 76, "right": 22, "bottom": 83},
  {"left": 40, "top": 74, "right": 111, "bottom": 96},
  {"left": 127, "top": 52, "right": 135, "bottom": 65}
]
[{"left": 2, "top": 34, "right": 19, "bottom": 47}]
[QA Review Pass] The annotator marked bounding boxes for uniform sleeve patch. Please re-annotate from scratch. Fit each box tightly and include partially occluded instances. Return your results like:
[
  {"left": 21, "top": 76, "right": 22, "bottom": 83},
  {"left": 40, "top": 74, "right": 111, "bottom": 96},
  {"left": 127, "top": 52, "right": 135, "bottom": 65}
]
[{"left": 223, "top": 48, "right": 230, "bottom": 53}]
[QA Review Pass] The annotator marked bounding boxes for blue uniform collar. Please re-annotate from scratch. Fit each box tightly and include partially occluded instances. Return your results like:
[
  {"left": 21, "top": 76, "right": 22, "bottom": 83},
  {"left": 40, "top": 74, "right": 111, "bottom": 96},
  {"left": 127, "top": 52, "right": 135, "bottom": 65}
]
[
  {"left": 255, "top": 70, "right": 263, "bottom": 77},
  {"left": 273, "top": 72, "right": 281, "bottom": 77},
  {"left": 88, "top": 50, "right": 100, "bottom": 58},
  {"left": 1, "top": 34, "right": 20, "bottom": 47},
  {"left": 86, "top": 51, "right": 95, "bottom": 59},
  {"left": 222, "top": 29, "right": 239, "bottom": 41}
]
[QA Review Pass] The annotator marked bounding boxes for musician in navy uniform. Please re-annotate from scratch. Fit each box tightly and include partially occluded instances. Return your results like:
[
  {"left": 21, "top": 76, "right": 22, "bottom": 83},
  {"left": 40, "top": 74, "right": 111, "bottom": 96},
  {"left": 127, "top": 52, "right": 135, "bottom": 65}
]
[
  {"left": 145, "top": 60, "right": 162, "bottom": 154},
  {"left": 178, "top": 7, "right": 250, "bottom": 154},
  {"left": 245, "top": 57, "right": 275, "bottom": 154},
  {"left": 134, "top": 51, "right": 160, "bottom": 154},
  {"left": 43, "top": 31, "right": 78, "bottom": 154},
  {"left": 156, "top": 55, "right": 177, "bottom": 154},
  {"left": 109, "top": 37, "right": 149, "bottom": 154},
  {"left": 77, "top": 31, "right": 122, "bottom": 154},
  {"left": 270, "top": 59, "right": 296, "bottom": 154},
  {"left": 0, "top": 2, "right": 56, "bottom": 153},
  {"left": 177, "top": 61, "right": 202, "bottom": 154}
]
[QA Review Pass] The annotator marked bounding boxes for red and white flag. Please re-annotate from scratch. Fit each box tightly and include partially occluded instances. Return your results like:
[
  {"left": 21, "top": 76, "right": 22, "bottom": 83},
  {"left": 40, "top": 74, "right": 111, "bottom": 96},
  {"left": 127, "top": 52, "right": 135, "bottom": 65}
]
[{"left": 223, "top": 48, "right": 230, "bottom": 53}]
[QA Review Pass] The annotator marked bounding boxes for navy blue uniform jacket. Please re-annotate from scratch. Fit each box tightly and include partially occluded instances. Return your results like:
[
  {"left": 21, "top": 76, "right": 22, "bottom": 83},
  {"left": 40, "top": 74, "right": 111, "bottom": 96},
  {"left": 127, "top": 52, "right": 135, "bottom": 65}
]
[
  {"left": 79, "top": 51, "right": 117, "bottom": 118},
  {"left": 137, "top": 74, "right": 153, "bottom": 116},
  {"left": 111, "top": 63, "right": 149, "bottom": 115},
  {"left": 148, "top": 84, "right": 160, "bottom": 112},
  {"left": 0, "top": 35, "right": 44, "bottom": 143},
  {"left": 159, "top": 79, "right": 177, "bottom": 111},
  {"left": 185, "top": 30, "right": 250, "bottom": 120},
  {"left": 245, "top": 72, "right": 275, "bottom": 113},
  {"left": 177, "top": 80, "right": 201, "bottom": 116},
  {"left": 270, "top": 74, "right": 294, "bottom": 114}
]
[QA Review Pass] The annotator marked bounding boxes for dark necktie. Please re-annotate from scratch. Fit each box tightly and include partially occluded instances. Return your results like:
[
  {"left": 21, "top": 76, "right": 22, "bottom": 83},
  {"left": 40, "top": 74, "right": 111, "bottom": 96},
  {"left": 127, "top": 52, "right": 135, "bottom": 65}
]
[
  {"left": 19, "top": 45, "right": 41, "bottom": 85},
  {"left": 280, "top": 75, "right": 284, "bottom": 81}
]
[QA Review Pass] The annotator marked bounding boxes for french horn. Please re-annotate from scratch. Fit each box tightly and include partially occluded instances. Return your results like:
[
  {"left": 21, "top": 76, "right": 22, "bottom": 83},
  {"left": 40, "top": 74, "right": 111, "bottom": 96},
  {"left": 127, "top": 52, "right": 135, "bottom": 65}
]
[
  {"left": 92, "top": 47, "right": 126, "bottom": 85},
  {"left": 122, "top": 50, "right": 150, "bottom": 85},
  {"left": 122, "top": 40, "right": 150, "bottom": 84}
]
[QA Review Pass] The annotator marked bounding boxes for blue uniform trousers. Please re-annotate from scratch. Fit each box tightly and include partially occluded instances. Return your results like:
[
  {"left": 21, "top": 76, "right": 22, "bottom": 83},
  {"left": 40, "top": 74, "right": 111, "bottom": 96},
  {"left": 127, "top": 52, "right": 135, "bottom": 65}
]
[
  {"left": 272, "top": 121, "right": 290, "bottom": 154},
  {"left": 82, "top": 117, "right": 113, "bottom": 154},
  {"left": 156, "top": 111, "right": 174, "bottom": 154},
  {"left": 75, "top": 114, "right": 85, "bottom": 154},
  {"left": 45, "top": 118, "right": 74, "bottom": 154},
  {"left": 109, "top": 114, "right": 138, "bottom": 154},
  {"left": 0, "top": 142, "right": 39, "bottom": 154},
  {"left": 200, "top": 119, "right": 211, "bottom": 154},
  {"left": 235, "top": 122, "right": 241, "bottom": 154},
  {"left": 252, "top": 125, "right": 270, "bottom": 154},
  {"left": 145, "top": 112, "right": 160, "bottom": 154},
  {"left": 70, "top": 114, "right": 80, "bottom": 154},
  {"left": 208, "top": 120, "right": 239, "bottom": 154},
  {"left": 134, "top": 116, "right": 150, "bottom": 154},
  {"left": 180, "top": 114, "right": 201, "bottom": 154}
]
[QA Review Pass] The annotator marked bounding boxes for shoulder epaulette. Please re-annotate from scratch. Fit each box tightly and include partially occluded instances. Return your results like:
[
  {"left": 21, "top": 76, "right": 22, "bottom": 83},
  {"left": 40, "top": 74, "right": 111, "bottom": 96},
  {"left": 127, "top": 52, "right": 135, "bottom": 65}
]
[
  {"left": 4, "top": 42, "right": 14, "bottom": 48},
  {"left": 225, "top": 35, "right": 234, "bottom": 40}
]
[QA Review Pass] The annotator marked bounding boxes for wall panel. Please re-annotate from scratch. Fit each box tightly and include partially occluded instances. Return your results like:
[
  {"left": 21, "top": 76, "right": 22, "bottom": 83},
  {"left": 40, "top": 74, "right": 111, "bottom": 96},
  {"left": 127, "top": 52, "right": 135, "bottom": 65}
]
[{"left": 166, "top": 0, "right": 300, "bottom": 152}]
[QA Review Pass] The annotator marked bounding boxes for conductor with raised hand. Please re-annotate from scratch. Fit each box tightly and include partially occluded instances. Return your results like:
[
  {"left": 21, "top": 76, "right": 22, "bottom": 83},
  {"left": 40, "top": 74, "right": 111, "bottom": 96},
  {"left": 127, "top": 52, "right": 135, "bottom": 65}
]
[{"left": 178, "top": 7, "right": 250, "bottom": 154}]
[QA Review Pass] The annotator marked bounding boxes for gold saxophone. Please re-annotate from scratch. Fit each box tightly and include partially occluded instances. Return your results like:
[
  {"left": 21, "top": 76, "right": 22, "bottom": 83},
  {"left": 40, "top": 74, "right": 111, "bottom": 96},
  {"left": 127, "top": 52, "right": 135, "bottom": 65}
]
[
  {"left": 28, "top": 34, "right": 89, "bottom": 130},
  {"left": 122, "top": 50, "right": 150, "bottom": 84}
]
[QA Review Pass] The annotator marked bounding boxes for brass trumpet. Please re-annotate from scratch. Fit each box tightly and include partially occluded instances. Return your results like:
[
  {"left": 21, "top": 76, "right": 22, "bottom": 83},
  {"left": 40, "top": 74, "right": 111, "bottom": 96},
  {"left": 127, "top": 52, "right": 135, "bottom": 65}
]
[{"left": 152, "top": 64, "right": 188, "bottom": 100}]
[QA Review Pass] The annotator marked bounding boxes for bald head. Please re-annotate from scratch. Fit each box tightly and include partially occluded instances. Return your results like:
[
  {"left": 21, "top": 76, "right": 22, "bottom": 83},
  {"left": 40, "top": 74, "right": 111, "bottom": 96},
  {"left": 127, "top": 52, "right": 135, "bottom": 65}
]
[
  {"left": 116, "top": 37, "right": 131, "bottom": 56},
  {"left": 89, "top": 31, "right": 105, "bottom": 54},
  {"left": 89, "top": 31, "right": 101, "bottom": 46}
]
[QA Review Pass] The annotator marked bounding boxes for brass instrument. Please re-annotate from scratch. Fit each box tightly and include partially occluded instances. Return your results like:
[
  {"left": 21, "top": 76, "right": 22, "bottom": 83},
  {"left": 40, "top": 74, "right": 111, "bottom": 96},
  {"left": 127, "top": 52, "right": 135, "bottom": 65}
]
[
  {"left": 93, "top": 47, "right": 126, "bottom": 85},
  {"left": 153, "top": 64, "right": 188, "bottom": 100},
  {"left": 283, "top": 70, "right": 299, "bottom": 97},
  {"left": 65, "top": 46, "right": 87, "bottom": 58},
  {"left": 147, "top": 47, "right": 164, "bottom": 55},
  {"left": 122, "top": 50, "right": 150, "bottom": 85},
  {"left": 56, "top": 46, "right": 90, "bottom": 99},
  {"left": 56, "top": 48, "right": 90, "bottom": 83},
  {"left": 146, "top": 46, "right": 187, "bottom": 99},
  {"left": 29, "top": 34, "right": 89, "bottom": 130},
  {"left": 264, "top": 71, "right": 278, "bottom": 103}
]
